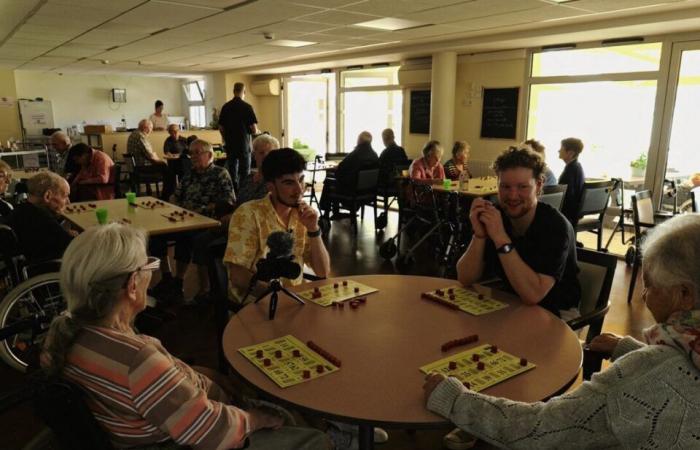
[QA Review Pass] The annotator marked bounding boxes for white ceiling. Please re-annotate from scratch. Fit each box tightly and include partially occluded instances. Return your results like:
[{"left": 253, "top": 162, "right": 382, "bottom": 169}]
[{"left": 1, "top": 0, "right": 700, "bottom": 76}]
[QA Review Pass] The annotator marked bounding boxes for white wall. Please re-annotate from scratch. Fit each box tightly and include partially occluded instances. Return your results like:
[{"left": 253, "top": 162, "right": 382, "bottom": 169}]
[{"left": 14, "top": 71, "right": 185, "bottom": 130}]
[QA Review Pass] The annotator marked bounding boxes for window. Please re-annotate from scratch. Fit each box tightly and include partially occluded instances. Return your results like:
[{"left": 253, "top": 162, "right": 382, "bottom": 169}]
[
  {"left": 527, "top": 42, "right": 661, "bottom": 180},
  {"left": 183, "top": 80, "right": 205, "bottom": 127},
  {"left": 340, "top": 66, "right": 402, "bottom": 152}
]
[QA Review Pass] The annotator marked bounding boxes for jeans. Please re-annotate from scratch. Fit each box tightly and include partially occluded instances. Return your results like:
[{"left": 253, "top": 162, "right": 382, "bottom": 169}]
[{"left": 226, "top": 148, "right": 251, "bottom": 192}]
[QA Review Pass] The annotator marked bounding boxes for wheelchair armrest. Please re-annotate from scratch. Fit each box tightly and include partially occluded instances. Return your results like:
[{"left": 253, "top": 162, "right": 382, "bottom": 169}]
[
  {"left": 303, "top": 272, "right": 325, "bottom": 282},
  {"left": 566, "top": 305, "right": 610, "bottom": 331}
]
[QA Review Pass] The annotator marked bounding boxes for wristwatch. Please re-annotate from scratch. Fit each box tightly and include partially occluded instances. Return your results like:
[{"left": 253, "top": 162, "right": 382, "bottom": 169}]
[
  {"left": 307, "top": 228, "right": 322, "bottom": 238},
  {"left": 496, "top": 243, "right": 514, "bottom": 254}
]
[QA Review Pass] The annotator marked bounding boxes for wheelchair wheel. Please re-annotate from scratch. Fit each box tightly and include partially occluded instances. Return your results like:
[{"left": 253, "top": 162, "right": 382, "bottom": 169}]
[
  {"left": 379, "top": 239, "right": 397, "bottom": 260},
  {"left": 0, "top": 272, "right": 63, "bottom": 372},
  {"left": 624, "top": 246, "right": 636, "bottom": 267}
]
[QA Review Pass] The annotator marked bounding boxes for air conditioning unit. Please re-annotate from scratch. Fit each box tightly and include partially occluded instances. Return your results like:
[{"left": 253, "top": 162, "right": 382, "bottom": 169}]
[
  {"left": 250, "top": 79, "right": 280, "bottom": 96},
  {"left": 398, "top": 66, "right": 431, "bottom": 87}
]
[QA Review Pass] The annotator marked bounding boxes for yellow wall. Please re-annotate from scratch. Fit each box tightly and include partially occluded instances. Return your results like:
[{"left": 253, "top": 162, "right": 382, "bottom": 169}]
[
  {"left": 453, "top": 56, "right": 526, "bottom": 163},
  {"left": 0, "top": 70, "right": 22, "bottom": 144},
  {"left": 14, "top": 71, "right": 185, "bottom": 131}
]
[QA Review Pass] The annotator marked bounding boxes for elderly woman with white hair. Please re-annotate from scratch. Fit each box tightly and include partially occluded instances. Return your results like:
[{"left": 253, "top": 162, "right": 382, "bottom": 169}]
[
  {"left": 237, "top": 133, "right": 280, "bottom": 205},
  {"left": 42, "top": 224, "right": 329, "bottom": 449},
  {"left": 424, "top": 213, "right": 700, "bottom": 449}
]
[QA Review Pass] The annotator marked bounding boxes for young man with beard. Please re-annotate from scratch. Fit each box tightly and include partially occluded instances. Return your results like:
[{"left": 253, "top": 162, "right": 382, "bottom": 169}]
[
  {"left": 224, "top": 148, "right": 330, "bottom": 306},
  {"left": 457, "top": 145, "right": 581, "bottom": 318}
]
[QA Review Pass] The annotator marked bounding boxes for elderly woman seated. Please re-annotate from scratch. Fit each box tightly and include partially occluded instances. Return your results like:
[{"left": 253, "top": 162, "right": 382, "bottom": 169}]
[
  {"left": 424, "top": 213, "right": 700, "bottom": 448},
  {"left": 42, "top": 224, "right": 329, "bottom": 449},
  {"left": 237, "top": 134, "right": 280, "bottom": 205},
  {"left": 409, "top": 140, "right": 445, "bottom": 184}
]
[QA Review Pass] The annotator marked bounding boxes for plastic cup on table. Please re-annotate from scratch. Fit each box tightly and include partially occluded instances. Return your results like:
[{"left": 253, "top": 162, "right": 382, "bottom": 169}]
[
  {"left": 95, "top": 208, "right": 108, "bottom": 225},
  {"left": 126, "top": 192, "right": 136, "bottom": 206},
  {"left": 443, "top": 178, "right": 452, "bottom": 189}
]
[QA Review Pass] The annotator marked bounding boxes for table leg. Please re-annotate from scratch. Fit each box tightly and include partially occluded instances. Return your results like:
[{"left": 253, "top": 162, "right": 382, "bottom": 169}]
[{"left": 358, "top": 424, "right": 374, "bottom": 450}]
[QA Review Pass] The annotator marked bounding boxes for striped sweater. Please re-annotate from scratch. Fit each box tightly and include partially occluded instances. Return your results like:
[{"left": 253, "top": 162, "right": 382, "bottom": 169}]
[{"left": 64, "top": 326, "right": 249, "bottom": 449}]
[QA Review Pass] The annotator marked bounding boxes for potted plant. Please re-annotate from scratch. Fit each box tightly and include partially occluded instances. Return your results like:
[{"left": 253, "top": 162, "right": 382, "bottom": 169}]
[{"left": 630, "top": 153, "right": 647, "bottom": 178}]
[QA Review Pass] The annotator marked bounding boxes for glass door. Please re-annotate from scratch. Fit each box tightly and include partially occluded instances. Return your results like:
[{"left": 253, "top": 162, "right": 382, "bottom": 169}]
[
  {"left": 655, "top": 41, "right": 700, "bottom": 212},
  {"left": 283, "top": 75, "right": 335, "bottom": 160}
]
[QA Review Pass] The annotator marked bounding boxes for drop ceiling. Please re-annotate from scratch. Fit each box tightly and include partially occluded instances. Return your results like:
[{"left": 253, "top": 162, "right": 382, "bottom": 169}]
[{"left": 1, "top": 0, "right": 699, "bottom": 77}]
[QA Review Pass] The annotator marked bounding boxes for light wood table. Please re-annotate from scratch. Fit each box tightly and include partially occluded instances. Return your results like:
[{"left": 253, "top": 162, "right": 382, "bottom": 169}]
[
  {"left": 432, "top": 177, "right": 498, "bottom": 197},
  {"left": 62, "top": 196, "right": 220, "bottom": 235},
  {"left": 223, "top": 275, "right": 582, "bottom": 450},
  {"left": 12, "top": 168, "right": 49, "bottom": 180}
]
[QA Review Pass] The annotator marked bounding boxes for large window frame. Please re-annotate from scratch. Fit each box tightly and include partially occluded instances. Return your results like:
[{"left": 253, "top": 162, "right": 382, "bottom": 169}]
[
  {"left": 183, "top": 80, "right": 206, "bottom": 128},
  {"left": 525, "top": 38, "right": 673, "bottom": 206}
]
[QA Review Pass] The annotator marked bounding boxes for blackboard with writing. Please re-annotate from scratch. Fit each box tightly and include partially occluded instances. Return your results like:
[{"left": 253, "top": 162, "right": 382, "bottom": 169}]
[
  {"left": 480, "top": 87, "right": 519, "bottom": 139},
  {"left": 409, "top": 90, "right": 430, "bottom": 135}
]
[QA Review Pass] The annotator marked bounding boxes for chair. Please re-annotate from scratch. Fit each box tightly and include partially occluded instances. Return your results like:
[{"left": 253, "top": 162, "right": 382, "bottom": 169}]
[
  {"left": 566, "top": 248, "right": 617, "bottom": 379},
  {"left": 123, "top": 153, "right": 163, "bottom": 197},
  {"left": 627, "top": 190, "right": 672, "bottom": 303},
  {"left": 575, "top": 180, "right": 615, "bottom": 251},
  {"left": 690, "top": 186, "right": 700, "bottom": 212},
  {"left": 539, "top": 184, "right": 567, "bottom": 211},
  {"left": 303, "top": 154, "right": 323, "bottom": 208},
  {"left": 326, "top": 168, "right": 380, "bottom": 235},
  {"left": 376, "top": 161, "right": 411, "bottom": 230}
]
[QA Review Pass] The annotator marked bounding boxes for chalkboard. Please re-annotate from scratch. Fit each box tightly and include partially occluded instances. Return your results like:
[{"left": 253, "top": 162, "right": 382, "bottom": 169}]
[
  {"left": 409, "top": 90, "right": 430, "bottom": 135},
  {"left": 480, "top": 87, "right": 519, "bottom": 139}
]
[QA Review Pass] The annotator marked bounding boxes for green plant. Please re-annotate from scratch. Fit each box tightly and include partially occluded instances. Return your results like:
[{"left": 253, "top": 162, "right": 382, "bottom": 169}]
[
  {"left": 630, "top": 153, "right": 647, "bottom": 170},
  {"left": 292, "top": 138, "right": 309, "bottom": 149}
]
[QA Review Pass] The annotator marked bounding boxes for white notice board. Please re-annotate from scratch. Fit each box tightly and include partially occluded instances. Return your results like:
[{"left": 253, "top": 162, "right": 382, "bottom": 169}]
[{"left": 18, "top": 99, "right": 54, "bottom": 138}]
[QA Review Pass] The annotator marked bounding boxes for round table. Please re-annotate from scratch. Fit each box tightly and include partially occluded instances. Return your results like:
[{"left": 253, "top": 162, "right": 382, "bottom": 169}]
[{"left": 223, "top": 275, "right": 582, "bottom": 449}]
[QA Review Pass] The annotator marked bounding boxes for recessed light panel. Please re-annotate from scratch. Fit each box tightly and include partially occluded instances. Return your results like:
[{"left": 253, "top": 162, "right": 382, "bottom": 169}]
[{"left": 354, "top": 17, "right": 427, "bottom": 31}]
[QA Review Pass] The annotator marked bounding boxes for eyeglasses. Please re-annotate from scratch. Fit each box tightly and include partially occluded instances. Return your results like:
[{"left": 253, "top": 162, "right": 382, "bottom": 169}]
[{"left": 137, "top": 256, "right": 160, "bottom": 273}]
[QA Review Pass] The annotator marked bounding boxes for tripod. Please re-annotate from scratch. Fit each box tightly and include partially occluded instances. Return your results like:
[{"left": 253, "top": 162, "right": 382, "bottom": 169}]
[{"left": 254, "top": 278, "right": 305, "bottom": 320}]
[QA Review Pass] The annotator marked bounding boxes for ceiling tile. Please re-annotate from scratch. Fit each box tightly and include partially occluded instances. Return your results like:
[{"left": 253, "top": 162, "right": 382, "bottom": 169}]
[
  {"left": 193, "top": 1, "right": 323, "bottom": 30},
  {"left": 163, "top": 0, "right": 247, "bottom": 8},
  {"left": 404, "top": 0, "right": 545, "bottom": 24},
  {"left": 340, "top": 0, "right": 476, "bottom": 16},
  {"left": 562, "top": 0, "right": 686, "bottom": 13},
  {"left": 71, "top": 29, "right": 148, "bottom": 47},
  {"left": 109, "top": 2, "right": 218, "bottom": 34},
  {"left": 0, "top": 0, "right": 44, "bottom": 43},
  {"left": 290, "top": 0, "right": 364, "bottom": 7},
  {"left": 297, "top": 9, "right": 381, "bottom": 26},
  {"left": 47, "top": 44, "right": 106, "bottom": 58},
  {"left": 46, "top": 0, "right": 144, "bottom": 12},
  {"left": 447, "top": 4, "right": 588, "bottom": 30}
]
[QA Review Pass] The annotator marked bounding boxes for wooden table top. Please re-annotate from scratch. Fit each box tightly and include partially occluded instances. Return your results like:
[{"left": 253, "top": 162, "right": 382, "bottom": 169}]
[
  {"left": 432, "top": 177, "right": 498, "bottom": 197},
  {"left": 223, "top": 274, "right": 582, "bottom": 428},
  {"left": 62, "top": 196, "right": 220, "bottom": 235}
]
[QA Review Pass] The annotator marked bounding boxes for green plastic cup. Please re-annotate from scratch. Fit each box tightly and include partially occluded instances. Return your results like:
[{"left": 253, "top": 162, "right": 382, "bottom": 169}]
[
  {"left": 443, "top": 178, "right": 451, "bottom": 189},
  {"left": 96, "top": 208, "right": 108, "bottom": 225},
  {"left": 126, "top": 192, "right": 136, "bottom": 206}
]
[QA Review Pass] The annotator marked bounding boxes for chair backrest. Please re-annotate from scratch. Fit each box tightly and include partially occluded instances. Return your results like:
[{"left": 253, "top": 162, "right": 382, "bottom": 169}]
[
  {"left": 691, "top": 186, "right": 700, "bottom": 213},
  {"left": 578, "top": 180, "right": 614, "bottom": 217},
  {"left": 122, "top": 153, "right": 136, "bottom": 173},
  {"left": 356, "top": 168, "right": 379, "bottom": 192},
  {"left": 33, "top": 375, "right": 115, "bottom": 449},
  {"left": 576, "top": 248, "right": 617, "bottom": 343},
  {"left": 632, "top": 189, "right": 655, "bottom": 232},
  {"left": 539, "top": 184, "right": 567, "bottom": 211}
]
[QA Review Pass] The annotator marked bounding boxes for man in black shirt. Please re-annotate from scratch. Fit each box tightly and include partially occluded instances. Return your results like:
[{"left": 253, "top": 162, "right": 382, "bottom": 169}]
[
  {"left": 558, "top": 137, "right": 585, "bottom": 227},
  {"left": 218, "top": 82, "right": 259, "bottom": 191},
  {"left": 457, "top": 146, "right": 580, "bottom": 317},
  {"left": 378, "top": 128, "right": 408, "bottom": 187},
  {"left": 7, "top": 171, "right": 75, "bottom": 263}
]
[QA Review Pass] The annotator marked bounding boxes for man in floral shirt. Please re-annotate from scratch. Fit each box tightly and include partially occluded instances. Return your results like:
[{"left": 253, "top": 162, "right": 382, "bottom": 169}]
[{"left": 149, "top": 139, "right": 235, "bottom": 303}]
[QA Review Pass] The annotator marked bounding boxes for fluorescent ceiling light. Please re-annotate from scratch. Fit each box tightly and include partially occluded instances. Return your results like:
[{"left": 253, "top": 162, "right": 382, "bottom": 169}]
[
  {"left": 267, "top": 39, "right": 317, "bottom": 47},
  {"left": 354, "top": 17, "right": 426, "bottom": 31}
]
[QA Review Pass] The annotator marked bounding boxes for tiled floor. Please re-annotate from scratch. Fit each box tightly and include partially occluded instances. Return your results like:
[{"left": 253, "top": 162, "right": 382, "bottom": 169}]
[{"left": 0, "top": 210, "right": 652, "bottom": 449}]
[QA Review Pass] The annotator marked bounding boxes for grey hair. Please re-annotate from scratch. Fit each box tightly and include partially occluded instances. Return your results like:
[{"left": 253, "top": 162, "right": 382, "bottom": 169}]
[
  {"left": 138, "top": 119, "right": 152, "bottom": 131},
  {"left": 50, "top": 130, "right": 70, "bottom": 146},
  {"left": 42, "top": 224, "right": 148, "bottom": 374},
  {"left": 27, "top": 171, "right": 65, "bottom": 197},
  {"left": 642, "top": 214, "right": 700, "bottom": 301},
  {"left": 252, "top": 134, "right": 280, "bottom": 151}
]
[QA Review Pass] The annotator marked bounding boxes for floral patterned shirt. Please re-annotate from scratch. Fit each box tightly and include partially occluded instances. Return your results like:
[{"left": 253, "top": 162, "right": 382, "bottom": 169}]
[
  {"left": 224, "top": 194, "right": 312, "bottom": 303},
  {"left": 173, "top": 163, "right": 234, "bottom": 217}
]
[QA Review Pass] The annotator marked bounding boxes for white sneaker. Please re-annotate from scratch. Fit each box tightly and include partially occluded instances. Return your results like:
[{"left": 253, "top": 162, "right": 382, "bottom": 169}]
[{"left": 443, "top": 428, "right": 477, "bottom": 450}]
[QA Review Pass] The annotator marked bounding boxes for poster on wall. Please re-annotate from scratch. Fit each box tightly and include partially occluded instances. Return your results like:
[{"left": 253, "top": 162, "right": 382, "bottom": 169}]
[
  {"left": 480, "top": 87, "right": 519, "bottom": 139},
  {"left": 409, "top": 90, "right": 430, "bottom": 134}
]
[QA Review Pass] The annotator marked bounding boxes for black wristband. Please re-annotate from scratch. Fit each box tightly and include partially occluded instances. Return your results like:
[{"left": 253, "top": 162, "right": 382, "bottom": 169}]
[{"left": 307, "top": 228, "right": 322, "bottom": 238}]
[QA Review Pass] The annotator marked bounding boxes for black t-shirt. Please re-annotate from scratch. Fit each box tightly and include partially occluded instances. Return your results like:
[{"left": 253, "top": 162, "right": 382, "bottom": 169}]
[
  {"left": 335, "top": 143, "right": 379, "bottom": 192},
  {"left": 378, "top": 143, "right": 409, "bottom": 186},
  {"left": 7, "top": 202, "right": 73, "bottom": 264},
  {"left": 163, "top": 136, "right": 188, "bottom": 156},
  {"left": 218, "top": 97, "right": 257, "bottom": 155},
  {"left": 483, "top": 202, "right": 581, "bottom": 316}
]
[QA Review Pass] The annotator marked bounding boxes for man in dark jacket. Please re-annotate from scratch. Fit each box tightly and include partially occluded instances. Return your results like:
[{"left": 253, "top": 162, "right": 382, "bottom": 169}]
[
  {"left": 7, "top": 171, "right": 75, "bottom": 263},
  {"left": 218, "top": 82, "right": 259, "bottom": 191},
  {"left": 378, "top": 128, "right": 408, "bottom": 186},
  {"left": 558, "top": 137, "right": 585, "bottom": 227},
  {"left": 320, "top": 131, "right": 379, "bottom": 218}
]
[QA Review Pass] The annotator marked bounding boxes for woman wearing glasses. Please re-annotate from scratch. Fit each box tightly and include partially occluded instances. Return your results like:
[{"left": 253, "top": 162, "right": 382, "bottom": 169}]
[
  {"left": 41, "top": 224, "right": 329, "bottom": 449},
  {"left": 0, "top": 160, "right": 13, "bottom": 217}
]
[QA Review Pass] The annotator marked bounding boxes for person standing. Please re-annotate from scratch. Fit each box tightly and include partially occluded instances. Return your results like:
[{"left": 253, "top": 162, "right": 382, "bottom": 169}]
[
  {"left": 219, "top": 82, "right": 259, "bottom": 191},
  {"left": 148, "top": 100, "right": 169, "bottom": 131},
  {"left": 558, "top": 137, "right": 586, "bottom": 227}
]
